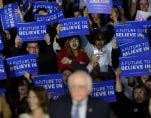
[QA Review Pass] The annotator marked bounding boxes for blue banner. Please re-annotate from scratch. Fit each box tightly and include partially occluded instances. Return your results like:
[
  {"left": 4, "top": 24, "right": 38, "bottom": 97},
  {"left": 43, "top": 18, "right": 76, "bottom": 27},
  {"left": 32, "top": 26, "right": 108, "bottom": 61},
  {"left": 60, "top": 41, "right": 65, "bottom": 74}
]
[
  {"left": 34, "top": 9, "right": 64, "bottom": 24},
  {"left": 17, "top": 21, "right": 47, "bottom": 42},
  {"left": 0, "top": 60, "right": 7, "bottom": 80},
  {"left": 119, "top": 39, "right": 150, "bottom": 57},
  {"left": 115, "top": 23, "right": 144, "bottom": 44},
  {"left": 59, "top": 17, "right": 89, "bottom": 38},
  {"left": 91, "top": 80, "right": 116, "bottom": 102},
  {"left": 0, "top": 34, "right": 4, "bottom": 50},
  {"left": 120, "top": 51, "right": 151, "bottom": 77},
  {"left": 0, "top": 88, "right": 6, "bottom": 97},
  {"left": 126, "top": 20, "right": 151, "bottom": 38},
  {"left": 34, "top": 74, "right": 65, "bottom": 96},
  {"left": 33, "top": 1, "right": 58, "bottom": 14},
  {"left": 1, "top": 2, "right": 22, "bottom": 30},
  {"left": 86, "top": 0, "right": 113, "bottom": 14},
  {"left": 6, "top": 54, "right": 38, "bottom": 77}
]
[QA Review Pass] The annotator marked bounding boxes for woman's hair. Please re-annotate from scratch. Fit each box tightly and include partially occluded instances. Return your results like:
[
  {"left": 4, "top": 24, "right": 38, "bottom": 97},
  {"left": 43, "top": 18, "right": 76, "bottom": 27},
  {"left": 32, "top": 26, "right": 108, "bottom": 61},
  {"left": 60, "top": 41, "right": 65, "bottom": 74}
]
[
  {"left": 132, "top": 85, "right": 148, "bottom": 101},
  {"left": 28, "top": 86, "right": 50, "bottom": 114},
  {"left": 64, "top": 36, "right": 85, "bottom": 58},
  {"left": 0, "top": 93, "right": 12, "bottom": 118},
  {"left": 92, "top": 30, "right": 106, "bottom": 42}
]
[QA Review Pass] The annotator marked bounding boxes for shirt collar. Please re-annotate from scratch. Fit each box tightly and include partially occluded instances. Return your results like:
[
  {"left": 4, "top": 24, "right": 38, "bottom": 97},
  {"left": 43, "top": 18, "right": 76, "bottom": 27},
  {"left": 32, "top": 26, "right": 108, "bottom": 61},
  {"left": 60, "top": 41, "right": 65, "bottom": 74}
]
[{"left": 72, "top": 97, "right": 88, "bottom": 106}]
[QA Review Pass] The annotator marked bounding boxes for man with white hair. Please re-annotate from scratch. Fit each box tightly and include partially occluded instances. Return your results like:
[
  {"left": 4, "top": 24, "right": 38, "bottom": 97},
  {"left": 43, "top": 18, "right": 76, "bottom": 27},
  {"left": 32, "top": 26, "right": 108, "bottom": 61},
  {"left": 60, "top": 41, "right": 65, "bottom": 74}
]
[{"left": 50, "top": 71, "right": 111, "bottom": 118}]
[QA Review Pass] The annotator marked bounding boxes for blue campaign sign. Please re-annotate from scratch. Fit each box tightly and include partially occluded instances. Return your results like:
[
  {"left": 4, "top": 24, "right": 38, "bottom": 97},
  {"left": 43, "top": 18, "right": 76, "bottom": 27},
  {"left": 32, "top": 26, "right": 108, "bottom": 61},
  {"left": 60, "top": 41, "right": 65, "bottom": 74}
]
[
  {"left": 86, "top": 0, "right": 113, "bottom": 14},
  {"left": 6, "top": 54, "right": 38, "bottom": 77},
  {"left": 0, "top": 34, "right": 4, "bottom": 50},
  {"left": 17, "top": 21, "right": 47, "bottom": 42},
  {"left": 1, "top": 2, "right": 22, "bottom": 30},
  {"left": 120, "top": 51, "right": 151, "bottom": 77},
  {"left": 34, "top": 9, "right": 64, "bottom": 24},
  {"left": 34, "top": 74, "right": 65, "bottom": 96},
  {"left": 33, "top": 1, "right": 58, "bottom": 14},
  {"left": 119, "top": 39, "right": 150, "bottom": 57},
  {"left": 0, "top": 88, "right": 6, "bottom": 97},
  {"left": 115, "top": 23, "right": 145, "bottom": 44},
  {"left": 59, "top": 17, "right": 89, "bottom": 38},
  {"left": 91, "top": 80, "right": 116, "bottom": 102},
  {"left": 0, "top": 60, "right": 7, "bottom": 80},
  {"left": 126, "top": 20, "right": 151, "bottom": 38}
]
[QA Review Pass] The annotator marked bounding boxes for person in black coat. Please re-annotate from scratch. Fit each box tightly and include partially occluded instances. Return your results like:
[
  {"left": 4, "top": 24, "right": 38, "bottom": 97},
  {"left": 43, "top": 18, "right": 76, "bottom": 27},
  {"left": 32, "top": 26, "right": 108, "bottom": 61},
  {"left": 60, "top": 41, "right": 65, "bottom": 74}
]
[
  {"left": 50, "top": 70, "right": 111, "bottom": 118},
  {"left": 10, "top": 33, "right": 58, "bottom": 74}
]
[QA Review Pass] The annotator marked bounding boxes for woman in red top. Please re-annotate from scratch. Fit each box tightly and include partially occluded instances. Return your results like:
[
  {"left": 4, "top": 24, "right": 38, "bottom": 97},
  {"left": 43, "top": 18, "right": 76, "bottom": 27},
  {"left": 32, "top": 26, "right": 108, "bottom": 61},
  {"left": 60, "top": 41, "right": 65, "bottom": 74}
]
[{"left": 58, "top": 36, "right": 89, "bottom": 72}]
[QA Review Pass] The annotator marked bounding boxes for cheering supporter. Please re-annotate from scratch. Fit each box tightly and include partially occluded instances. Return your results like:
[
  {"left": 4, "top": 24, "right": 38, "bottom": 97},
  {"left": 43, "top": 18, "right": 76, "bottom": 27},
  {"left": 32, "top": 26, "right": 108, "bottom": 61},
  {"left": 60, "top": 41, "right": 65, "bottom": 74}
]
[
  {"left": 130, "top": 0, "right": 151, "bottom": 19},
  {"left": 109, "top": 6, "right": 121, "bottom": 24},
  {"left": 89, "top": 13, "right": 105, "bottom": 31},
  {"left": 80, "top": 30, "right": 117, "bottom": 79},
  {"left": 19, "top": 86, "right": 50, "bottom": 118},
  {"left": 11, "top": 33, "right": 57, "bottom": 74},
  {"left": 121, "top": 77, "right": 138, "bottom": 100},
  {"left": 114, "top": 68, "right": 148, "bottom": 118},
  {"left": 0, "top": 93, "right": 12, "bottom": 118},
  {"left": 0, "top": 0, "right": 151, "bottom": 117},
  {"left": 1, "top": 29, "right": 17, "bottom": 57},
  {"left": 10, "top": 79, "right": 30, "bottom": 117},
  {"left": 57, "top": 36, "right": 89, "bottom": 72}
]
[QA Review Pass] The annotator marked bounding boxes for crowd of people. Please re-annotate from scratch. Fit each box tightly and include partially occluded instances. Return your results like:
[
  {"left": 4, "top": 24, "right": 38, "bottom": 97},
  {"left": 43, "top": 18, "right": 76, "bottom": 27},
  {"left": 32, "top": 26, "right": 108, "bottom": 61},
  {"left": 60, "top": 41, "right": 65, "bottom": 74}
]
[{"left": 0, "top": 0, "right": 151, "bottom": 118}]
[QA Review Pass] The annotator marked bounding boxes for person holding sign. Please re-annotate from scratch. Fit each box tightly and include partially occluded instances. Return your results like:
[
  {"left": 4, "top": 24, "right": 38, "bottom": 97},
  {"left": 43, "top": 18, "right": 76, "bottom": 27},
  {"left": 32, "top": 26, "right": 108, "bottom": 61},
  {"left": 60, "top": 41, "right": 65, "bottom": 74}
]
[
  {"left": 57, "top": 36, "right": 89, "bottom": 72},
  {"left": 115, "top": 68, "right": 148, "bottom": 118},
  {"left": 81, "top": 30, "right": 116, "bottom": 79},
  {"left": 11, "top": 33, "right": 57, "bottom": 74},
  {"left": 19, "top": 86, "right": 50, "bottom": 118},
  {"left": 50, "top": 71, "right": 111, "bottom": 118},
  {"left": 131, "top": 0, "right": 151, "bottom": 19}
]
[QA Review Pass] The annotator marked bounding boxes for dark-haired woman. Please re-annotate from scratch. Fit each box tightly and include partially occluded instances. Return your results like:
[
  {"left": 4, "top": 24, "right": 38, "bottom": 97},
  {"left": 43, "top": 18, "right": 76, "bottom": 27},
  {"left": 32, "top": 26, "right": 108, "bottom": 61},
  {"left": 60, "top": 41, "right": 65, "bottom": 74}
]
[{"left": 19, "top": 86, "right": 50, "bottom": 118}]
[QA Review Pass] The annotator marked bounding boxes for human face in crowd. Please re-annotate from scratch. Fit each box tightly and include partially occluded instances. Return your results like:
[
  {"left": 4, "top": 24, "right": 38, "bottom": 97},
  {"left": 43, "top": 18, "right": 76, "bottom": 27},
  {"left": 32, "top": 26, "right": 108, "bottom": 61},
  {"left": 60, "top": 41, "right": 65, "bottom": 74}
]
[
  {"left": 62, "top": 69, "right": 72, "bottom": 84},
  {"left": 69, "top": 37, "right": 79, "bottom": 50},
  {"left": 18, "top": 84, "right": 28, "bottom": 96},
  {"left": 4, "top": 30, "right": 11, "bottom": 41},
  {"left": 95, "top": 40, "right": 105, "bottom": 49},
  {"left": 133, "top": 88, "right": 146, "bottom": 103},
  {"left": 149, "top": 98, "right": 151, "bottom": 116},
  {"left": 26, "top": 42, "right": 39, "bottom": 55},
  {"left": 68, "top": 72, "right": 92, "bottom": 102},
  {"left": 139, "top": 0, "right": 149, "bottom": 11},
  {"left": 74, "top": 11, "right": 82, "bottom": 17},
  {"left": 38, "top": 10, "right": 48, "bottom": 15},
  {"left": 141, "top": 75, "right": 149, "bottom": 83},
  {"left": 110, "top": 8, "right": 119, "bottom": 22},
  {"left": 145, "top": 81, "right": 151, "bottom": 91},
  {"left": 28, "top": 90, "right": 40, "bottom": 111},
  {"left": 91, "top": 13, "right": 100, "bottom": 22}
]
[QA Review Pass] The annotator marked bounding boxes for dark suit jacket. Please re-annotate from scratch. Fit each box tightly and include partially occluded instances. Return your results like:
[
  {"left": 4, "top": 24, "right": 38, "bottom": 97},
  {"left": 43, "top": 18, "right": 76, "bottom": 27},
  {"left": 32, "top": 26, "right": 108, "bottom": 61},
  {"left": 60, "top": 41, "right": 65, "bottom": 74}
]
[{"left": 50, "top": 95, "right": 111, "bottom": 118}]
